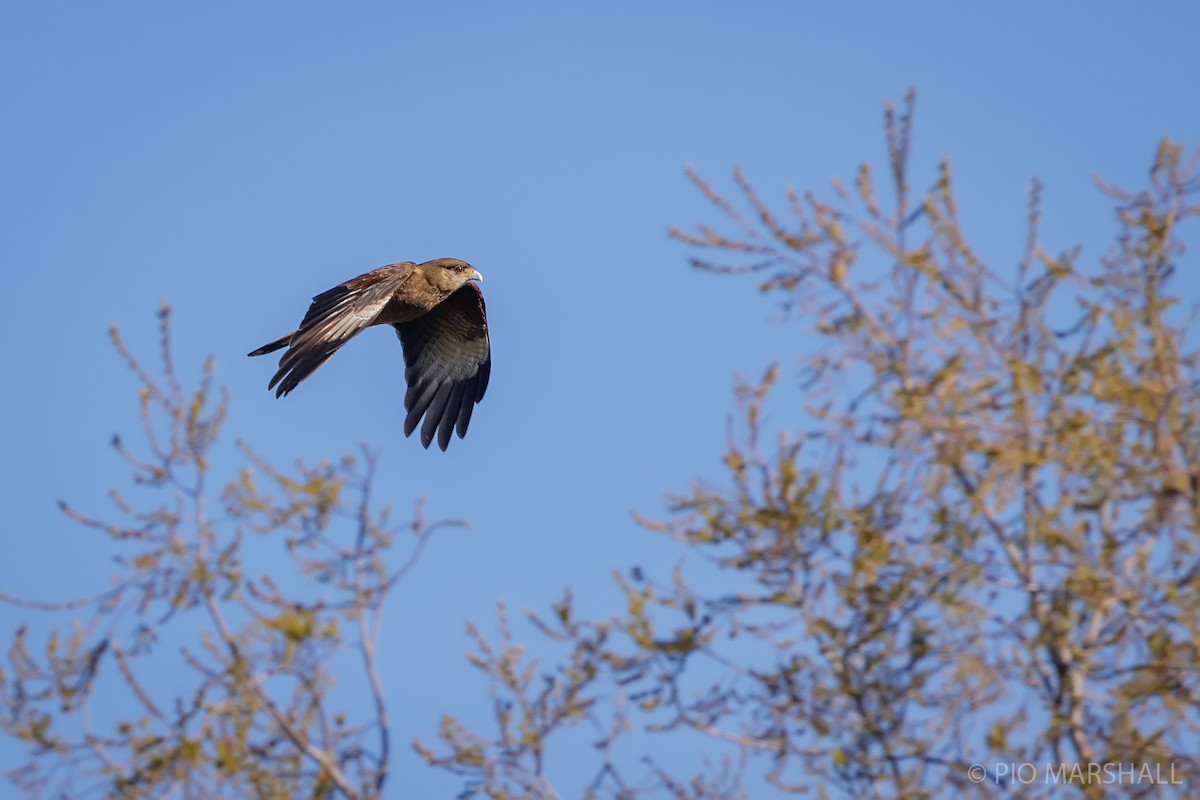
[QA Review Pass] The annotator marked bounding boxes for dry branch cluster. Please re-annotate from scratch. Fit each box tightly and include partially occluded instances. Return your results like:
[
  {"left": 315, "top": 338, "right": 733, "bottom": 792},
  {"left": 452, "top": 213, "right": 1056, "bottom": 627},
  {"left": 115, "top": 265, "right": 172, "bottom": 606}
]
[{"left": 1, "top": 308, "right": 460, "bottom": 799}]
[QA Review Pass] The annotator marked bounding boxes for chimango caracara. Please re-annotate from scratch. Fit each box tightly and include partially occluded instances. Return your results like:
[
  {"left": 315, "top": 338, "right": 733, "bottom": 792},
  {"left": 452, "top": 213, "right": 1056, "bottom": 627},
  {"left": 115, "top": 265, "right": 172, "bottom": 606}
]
[{"left": 249, "top": 258, "right": 490, "bottom": 450}]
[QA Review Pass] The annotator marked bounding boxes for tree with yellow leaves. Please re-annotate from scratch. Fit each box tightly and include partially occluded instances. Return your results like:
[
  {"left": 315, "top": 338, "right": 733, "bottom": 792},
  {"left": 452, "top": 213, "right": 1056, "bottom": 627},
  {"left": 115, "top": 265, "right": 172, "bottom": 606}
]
[{"left": 419, "top": 93, "right": 1200, "bottom": 799}]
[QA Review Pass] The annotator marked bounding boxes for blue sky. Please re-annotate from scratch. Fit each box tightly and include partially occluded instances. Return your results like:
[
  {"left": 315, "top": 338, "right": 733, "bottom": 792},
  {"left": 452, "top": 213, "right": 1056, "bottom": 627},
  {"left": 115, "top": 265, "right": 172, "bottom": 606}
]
[{"left": 2, "top": 2, "right": 1198, "bottom": 796}]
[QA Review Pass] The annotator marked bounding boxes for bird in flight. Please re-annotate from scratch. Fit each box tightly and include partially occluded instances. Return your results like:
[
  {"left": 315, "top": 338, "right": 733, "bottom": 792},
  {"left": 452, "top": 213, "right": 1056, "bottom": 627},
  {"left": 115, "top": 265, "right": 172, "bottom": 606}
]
[{"left": 249, "top": 258, "right": 490, "bottom": 450}]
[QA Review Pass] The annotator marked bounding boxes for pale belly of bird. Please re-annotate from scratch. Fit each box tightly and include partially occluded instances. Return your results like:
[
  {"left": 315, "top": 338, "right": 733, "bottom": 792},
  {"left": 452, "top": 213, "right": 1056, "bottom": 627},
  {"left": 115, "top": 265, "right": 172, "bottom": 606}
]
[{"left": 376, "top": 293, "right": 440, "bottom": 326}]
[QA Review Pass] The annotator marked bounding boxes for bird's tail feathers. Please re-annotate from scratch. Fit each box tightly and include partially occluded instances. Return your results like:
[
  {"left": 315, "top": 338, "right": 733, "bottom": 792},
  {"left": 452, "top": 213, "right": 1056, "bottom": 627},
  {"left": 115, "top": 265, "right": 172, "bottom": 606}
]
[{"left": 247, "top": 331, "right": 296, "bottom": 357}]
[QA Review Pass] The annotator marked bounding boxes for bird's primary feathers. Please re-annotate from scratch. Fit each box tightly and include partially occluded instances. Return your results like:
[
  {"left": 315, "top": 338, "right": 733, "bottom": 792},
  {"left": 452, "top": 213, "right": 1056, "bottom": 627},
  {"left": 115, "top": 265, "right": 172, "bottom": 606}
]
[{"left": 248, "top": 258, "right": 491, "bottom": 450}]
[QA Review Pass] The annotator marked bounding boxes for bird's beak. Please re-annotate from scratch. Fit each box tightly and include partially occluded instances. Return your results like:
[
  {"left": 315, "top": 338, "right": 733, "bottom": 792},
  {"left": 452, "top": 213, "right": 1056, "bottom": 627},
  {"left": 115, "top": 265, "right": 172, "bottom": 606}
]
[{"left": 468, "top": 269, "right": 483, "bottom": 282}]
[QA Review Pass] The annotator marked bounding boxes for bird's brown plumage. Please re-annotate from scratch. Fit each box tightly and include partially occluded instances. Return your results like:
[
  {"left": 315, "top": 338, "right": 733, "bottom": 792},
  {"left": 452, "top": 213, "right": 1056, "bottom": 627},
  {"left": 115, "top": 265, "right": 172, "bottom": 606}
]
[{"left": 248, "top": 258, "right": 490, "bottom": 450}]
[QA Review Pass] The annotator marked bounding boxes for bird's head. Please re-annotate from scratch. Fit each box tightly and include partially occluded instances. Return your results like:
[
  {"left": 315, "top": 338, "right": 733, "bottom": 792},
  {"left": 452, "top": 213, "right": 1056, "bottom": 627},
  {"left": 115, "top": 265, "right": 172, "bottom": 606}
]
[{"left": 422, "top": 258, "right": 483, "bottom": 293}]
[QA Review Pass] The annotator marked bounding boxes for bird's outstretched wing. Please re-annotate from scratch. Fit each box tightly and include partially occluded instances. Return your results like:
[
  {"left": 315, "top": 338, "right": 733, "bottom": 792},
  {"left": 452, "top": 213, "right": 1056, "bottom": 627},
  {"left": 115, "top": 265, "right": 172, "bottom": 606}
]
[
  {"left": 251, "top": 262, "right": 416, "bottom": 397},
  {"left": 394, "top": 282, "right": 491, "bottom": 450}
]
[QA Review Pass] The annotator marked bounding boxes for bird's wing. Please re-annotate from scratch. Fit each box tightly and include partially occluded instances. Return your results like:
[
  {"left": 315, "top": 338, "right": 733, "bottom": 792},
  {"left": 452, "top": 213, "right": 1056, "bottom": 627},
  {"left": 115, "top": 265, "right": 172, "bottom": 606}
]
[
  {"left": 394, "top": 282, "right": 491, "bottom": 450},
  {"left": 266, "top": 262, "right": 417, "bottom": 397}
]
